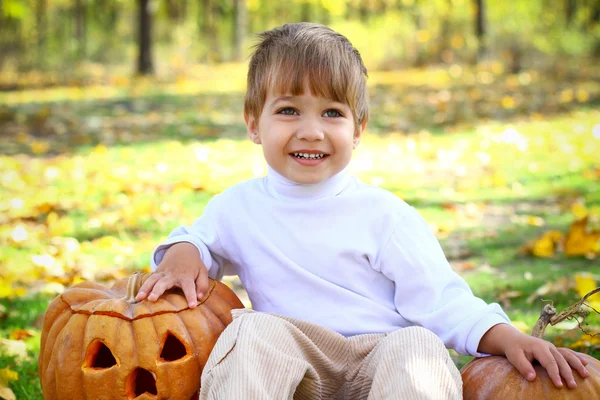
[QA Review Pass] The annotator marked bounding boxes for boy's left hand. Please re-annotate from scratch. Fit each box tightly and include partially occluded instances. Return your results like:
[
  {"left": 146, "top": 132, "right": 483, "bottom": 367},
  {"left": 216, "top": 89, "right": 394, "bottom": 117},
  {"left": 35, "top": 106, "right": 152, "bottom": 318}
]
[
  {"left": 479, "top": 323, "right": 590, "bottom": 389},
  {"left": 505, "top": 333, "right": 590, "bottom": 388}
]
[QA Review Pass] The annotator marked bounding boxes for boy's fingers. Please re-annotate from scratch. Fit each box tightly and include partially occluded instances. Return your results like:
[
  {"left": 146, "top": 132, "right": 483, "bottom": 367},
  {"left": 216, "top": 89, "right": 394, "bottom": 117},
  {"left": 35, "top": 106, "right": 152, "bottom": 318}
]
[
  {"left": 136, "top": 272, "right": 163, "bottom": 301},
  {"left": 509, "top": 352, "right": 536, "bottom": 382},
  {"left": 195, "top": 268, "right": 209, "bottom": 300},
  {"left": 536, "top": 348, "right": 563, "bottom": 388},
  {"left": 574, "top": 351, "right": 589, "bottom": 366},
  {"left": 147, "top": 276, "right": 174, "bottom": 302},
  {"left": 180, "top": 279, "right": 198, "bottom": 308},
  {"left": 559, "top": 348, "right": 590, "bottom": 379},
  {"left": 550, "top": 347, "right": 576, "bottom": 388}
]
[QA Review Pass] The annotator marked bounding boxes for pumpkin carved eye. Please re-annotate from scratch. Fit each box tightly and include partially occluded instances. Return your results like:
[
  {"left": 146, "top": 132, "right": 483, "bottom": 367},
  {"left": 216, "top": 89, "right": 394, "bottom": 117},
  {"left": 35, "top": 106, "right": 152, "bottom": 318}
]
[
  {"left": 159, "top": 332, "right": 189, "bottom": 362},
  {"left": 83, "top": 340, "right": 118, "bottom": 369}
]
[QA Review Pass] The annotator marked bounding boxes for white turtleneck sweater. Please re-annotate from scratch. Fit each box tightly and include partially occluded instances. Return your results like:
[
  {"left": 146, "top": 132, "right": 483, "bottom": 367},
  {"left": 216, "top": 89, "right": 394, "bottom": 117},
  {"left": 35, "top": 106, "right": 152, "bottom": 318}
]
[{"left": 151, "top": 167, "right": 510, "bottom": 356}]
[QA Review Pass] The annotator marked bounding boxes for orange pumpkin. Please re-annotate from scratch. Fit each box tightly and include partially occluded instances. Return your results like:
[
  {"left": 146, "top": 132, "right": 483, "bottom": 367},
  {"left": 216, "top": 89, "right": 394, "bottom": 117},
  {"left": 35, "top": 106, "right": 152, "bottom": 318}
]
[
  {"left": 39, "top": 273, "right": 244, "bottom": 400},
  {"left": 461, "top": 299, "right": 600, "bottom": 399},
  {"left": 461, "top": 353, "right": 600, "bottom": 399}
]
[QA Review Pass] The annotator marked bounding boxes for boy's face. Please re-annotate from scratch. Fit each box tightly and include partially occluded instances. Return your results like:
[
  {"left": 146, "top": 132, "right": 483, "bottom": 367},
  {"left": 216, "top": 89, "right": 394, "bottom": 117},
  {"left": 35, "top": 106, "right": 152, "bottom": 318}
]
[{"left": 245, "top": 85, "right": 366, "bottom": 185}]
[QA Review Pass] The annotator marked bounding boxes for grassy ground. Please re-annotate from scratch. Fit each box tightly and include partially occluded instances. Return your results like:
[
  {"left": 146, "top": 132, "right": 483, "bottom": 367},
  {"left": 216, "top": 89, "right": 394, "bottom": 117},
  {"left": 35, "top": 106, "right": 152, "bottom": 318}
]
[{"left": 1, "top": 67, "right": 599, "bottom": 398}]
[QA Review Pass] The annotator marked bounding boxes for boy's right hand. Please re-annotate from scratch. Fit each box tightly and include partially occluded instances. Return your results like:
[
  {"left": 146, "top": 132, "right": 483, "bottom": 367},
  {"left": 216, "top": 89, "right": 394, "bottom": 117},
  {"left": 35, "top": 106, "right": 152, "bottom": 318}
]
[{"left": 135, "top": 242, "right": 209, "bottom": 308}]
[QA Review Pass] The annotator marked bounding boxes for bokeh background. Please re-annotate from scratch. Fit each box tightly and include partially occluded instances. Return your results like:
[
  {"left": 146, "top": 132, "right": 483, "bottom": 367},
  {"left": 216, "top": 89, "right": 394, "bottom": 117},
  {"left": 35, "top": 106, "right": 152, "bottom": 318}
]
[{"left": 1, "top": 1, "right": 599, "bottom": 398}]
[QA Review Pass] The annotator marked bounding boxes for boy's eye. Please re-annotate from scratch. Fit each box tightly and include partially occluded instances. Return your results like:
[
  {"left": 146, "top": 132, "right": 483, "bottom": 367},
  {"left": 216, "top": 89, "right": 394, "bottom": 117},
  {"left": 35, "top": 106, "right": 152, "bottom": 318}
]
[
  {"left": 323, "top": 109, "right": 342, "bottom": 118},
  {"left": 277, "top": 107, "right": 298, "bottom": 115}
]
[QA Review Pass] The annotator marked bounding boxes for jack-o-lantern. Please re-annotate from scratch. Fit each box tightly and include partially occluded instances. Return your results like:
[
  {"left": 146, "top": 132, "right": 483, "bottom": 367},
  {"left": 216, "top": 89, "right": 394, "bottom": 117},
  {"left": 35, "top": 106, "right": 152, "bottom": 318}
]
[{"left": 39, "top": 273, "right": 244, "bottom": 400}]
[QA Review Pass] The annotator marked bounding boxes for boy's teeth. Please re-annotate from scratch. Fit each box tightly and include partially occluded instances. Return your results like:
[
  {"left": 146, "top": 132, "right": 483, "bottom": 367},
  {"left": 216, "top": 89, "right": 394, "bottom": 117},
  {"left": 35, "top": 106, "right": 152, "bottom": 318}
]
[{"left": 293, "top": 152, "right": 324, "bottom": 159}]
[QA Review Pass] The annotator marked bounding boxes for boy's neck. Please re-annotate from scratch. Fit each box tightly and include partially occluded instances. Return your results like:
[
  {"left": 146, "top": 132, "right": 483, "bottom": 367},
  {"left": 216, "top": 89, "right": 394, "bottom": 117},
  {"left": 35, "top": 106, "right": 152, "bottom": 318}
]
[{"left": 265, "top": 166, "right": 350, "bottom": 201}]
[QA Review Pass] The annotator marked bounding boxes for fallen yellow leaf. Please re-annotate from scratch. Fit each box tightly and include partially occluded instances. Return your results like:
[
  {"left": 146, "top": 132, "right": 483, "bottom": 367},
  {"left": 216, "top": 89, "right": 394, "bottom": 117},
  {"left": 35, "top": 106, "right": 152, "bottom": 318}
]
[
  {"left": 565, "top": 217, "right": 600, "bottom": 257},
  {"left": 0, "top": 368, "right": 18, "bottom": 385},
  {"left": 521, "top": 230, "right": 564, "bottom": 258},
  {"left": 0, "top": 386, "right": 16, "bottom": 400},
  {"left": 574, "top": 273, "right": 600, "bottom": 310}
]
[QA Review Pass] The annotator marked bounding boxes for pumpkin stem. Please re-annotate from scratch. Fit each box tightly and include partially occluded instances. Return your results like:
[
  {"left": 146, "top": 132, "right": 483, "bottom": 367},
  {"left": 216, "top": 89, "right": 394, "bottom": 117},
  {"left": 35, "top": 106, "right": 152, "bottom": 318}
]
[
  {"left": 530, "top": 287, "right": 600, "bottom": 338},
  {"left": 531, "top": 304, "right": 556, "bottom": 338},
  {"left": 124, "top": 272, "right": 147, "bottom": 303}
]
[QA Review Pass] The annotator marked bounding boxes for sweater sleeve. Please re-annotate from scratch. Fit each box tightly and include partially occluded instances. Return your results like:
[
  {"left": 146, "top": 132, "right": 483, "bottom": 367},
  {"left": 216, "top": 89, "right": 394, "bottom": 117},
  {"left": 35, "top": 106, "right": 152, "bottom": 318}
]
[
  {"left": 150, "top": 195, "right": 229, "bottom": 280},
  {"left": 376, "top": 206, "right": 511, "bottom": 356}
]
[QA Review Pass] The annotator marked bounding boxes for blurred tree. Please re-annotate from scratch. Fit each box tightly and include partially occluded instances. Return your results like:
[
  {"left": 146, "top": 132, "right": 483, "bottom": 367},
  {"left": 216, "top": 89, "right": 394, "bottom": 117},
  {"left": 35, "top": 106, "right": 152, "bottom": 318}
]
[
  {"left": 199, "top": 0, "right": 221, "bottom": 62},
  {"left": 565, "top": 0, "right": 576, "bottom": 26},
  {"left": 233, "top": 0, "right": 247, "bottom": 61},
  {"left": 138, "top": 0, "right": 154, "bottom": 74},
  {"left": 36, "top": 0, "right": 47, "bottom": 68},
  {"left": 473, "top": 0, "right": 486, "bottom": 61},
  {"left": 166, "top": 0, "right": 186, "bottom": 22},
  {"left": 74, "top": 0, "right": 87, "bottom": 59}
]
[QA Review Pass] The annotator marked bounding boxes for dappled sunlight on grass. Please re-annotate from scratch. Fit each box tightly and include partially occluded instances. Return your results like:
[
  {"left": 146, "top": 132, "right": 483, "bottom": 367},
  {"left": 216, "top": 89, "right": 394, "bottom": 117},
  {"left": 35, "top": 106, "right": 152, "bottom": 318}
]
[{"left": 1, "top": 66, "right": 600, "bottom": 399}]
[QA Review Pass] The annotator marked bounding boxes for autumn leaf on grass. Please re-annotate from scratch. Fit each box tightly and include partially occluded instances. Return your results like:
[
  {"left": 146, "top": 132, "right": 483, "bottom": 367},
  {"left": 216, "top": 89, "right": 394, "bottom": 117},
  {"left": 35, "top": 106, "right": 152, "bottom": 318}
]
[
  {"left": 496, "top": 287, "right": 523, "bottom": 309},
  {"left": 520, "top": 230, "right": 564, "bottom": 258},
  {"left": 574, "top": 273, "right": 600, "bottom": 311},
  {"left": 526, "top": 276, "right": 574, "bottom": 304},
  {"left": 9, "top": 329, "right": 36, "bottom": 341},
  {"left": 564, "top": 217, "right": 600, "bottom": 257},
  {"left": 0, "top": 367, "right": 18, "bottom": 400}
]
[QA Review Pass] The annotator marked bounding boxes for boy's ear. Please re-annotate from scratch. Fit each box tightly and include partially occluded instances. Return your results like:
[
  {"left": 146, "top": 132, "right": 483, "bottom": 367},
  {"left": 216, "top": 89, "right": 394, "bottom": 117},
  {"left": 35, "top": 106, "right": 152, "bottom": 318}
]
[
  {"left": 244, "top": 113, "right": 261, "bottom": 144},
  {"left": 353, "top": 118, "right": 368, "bottom": 149}
]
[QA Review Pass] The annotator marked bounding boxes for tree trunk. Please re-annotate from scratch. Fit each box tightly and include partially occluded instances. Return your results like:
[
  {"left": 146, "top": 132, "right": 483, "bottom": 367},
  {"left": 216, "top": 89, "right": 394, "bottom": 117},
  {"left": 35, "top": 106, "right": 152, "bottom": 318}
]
[
  {"left": 473, "top": 0, "right": 486, "bottom": 61},
  {"left": 438, "top": 0, "right": 453, "bottom": 63},
  {"left": 74, "top": 0, "right": 87, "bottom": 59},
  {"left": 301, "top": 1, "right": 312, "bottom": 22},
  {"left": 565, "top": 0, "right": 576, "bottom": 26},
  {"left": 137, "top": 0, "right": 154, "bottom": 75},
  {"left": 36, "top": 0, "right": 47, "bottom": 68},
  {"left": 232, "top": 0, "right": 247, "bottom": 61},
  {"left": 412, "top": 1, "right": 426, "bottom": 67},
  {"left": 201, "top": 0, "right": 221, "bottom": 62},
  {"left": 166, "top": 0, "right": 186, "bottom": 22}
]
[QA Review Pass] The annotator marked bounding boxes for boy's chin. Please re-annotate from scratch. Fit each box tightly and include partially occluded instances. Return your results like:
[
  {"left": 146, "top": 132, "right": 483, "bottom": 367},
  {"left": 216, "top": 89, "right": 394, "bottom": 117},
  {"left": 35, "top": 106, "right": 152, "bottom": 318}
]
[{"left": 284, "top": 170, "right": 335, "bottom": 185}]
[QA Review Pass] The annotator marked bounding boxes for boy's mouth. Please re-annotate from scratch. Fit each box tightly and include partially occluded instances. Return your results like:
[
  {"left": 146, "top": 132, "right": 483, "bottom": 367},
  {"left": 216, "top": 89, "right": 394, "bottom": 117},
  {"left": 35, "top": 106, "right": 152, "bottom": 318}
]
[{"left": 290, "top": 152, "right": 329, "bottom": 160}]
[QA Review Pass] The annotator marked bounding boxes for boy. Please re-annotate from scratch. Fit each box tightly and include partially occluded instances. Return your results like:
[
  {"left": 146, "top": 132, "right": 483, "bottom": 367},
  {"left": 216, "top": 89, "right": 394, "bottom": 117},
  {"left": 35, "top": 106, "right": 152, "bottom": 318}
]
[{"left": 136, "top": 23, "right": 589, "bottom": 399}]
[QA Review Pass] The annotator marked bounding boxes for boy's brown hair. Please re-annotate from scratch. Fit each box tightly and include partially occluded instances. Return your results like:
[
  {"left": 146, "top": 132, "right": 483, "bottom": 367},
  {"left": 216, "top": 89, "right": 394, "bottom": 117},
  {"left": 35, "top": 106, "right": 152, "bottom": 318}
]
[{"left": 244, "top": 23, "right": 369, "bottom": 131}]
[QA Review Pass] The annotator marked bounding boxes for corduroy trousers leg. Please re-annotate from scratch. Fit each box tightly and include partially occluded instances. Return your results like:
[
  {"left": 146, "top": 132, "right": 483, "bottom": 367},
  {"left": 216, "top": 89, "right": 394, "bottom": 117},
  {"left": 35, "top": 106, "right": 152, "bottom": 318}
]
[{"left": 199, "top": 309, "right": 462, "bottom": 400}]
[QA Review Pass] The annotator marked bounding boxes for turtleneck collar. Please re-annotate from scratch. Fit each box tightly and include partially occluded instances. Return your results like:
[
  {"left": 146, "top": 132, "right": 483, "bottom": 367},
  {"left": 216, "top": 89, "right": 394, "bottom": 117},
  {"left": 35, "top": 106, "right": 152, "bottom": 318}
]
[{"left": 264, "top": 166, "right": 351, "bottom": 201}]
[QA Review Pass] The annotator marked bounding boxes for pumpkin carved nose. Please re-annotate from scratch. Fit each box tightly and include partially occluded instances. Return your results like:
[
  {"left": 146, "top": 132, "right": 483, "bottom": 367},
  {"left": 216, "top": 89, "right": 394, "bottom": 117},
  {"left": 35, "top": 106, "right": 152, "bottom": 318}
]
[{"left": 126, "top": 367, "right": 157, "bottom": 399}]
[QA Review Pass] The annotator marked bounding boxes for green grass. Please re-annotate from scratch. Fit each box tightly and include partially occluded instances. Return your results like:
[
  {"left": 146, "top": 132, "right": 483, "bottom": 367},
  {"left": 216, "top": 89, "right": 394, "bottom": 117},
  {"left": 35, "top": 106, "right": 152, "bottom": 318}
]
[{"left": 1, "top": 78, "right": 600, "bottom": 398}]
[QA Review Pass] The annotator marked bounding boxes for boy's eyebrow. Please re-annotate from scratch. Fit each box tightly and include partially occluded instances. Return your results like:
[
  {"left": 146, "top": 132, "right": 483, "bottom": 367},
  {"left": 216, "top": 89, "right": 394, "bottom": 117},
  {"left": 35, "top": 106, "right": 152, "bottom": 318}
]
[
  {"left": 270, "top": 95, "right": 348, "bottom": 108},
  {"left": 270, "top": 95, "right": 295, "bottom": 105}
]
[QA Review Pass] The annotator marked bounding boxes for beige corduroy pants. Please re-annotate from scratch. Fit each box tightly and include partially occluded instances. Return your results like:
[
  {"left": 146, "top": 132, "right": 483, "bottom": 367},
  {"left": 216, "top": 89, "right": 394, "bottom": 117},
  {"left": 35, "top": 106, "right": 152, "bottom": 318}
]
[{"left": 199, "top": 309, "right": 462, "bottom": 400}]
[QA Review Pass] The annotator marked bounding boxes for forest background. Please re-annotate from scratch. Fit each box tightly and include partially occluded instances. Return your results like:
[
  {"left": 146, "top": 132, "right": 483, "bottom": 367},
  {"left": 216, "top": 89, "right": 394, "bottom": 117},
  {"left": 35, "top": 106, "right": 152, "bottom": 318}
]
[{"left": 1, "top": 0, "right": 600, "bottom": 399}]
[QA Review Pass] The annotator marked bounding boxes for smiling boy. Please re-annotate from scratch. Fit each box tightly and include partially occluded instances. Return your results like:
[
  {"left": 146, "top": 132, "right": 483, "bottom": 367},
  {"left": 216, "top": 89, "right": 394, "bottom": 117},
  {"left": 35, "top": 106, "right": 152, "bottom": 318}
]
[{"left": 136, "top": 23, "right": 589, "bottom": 399}]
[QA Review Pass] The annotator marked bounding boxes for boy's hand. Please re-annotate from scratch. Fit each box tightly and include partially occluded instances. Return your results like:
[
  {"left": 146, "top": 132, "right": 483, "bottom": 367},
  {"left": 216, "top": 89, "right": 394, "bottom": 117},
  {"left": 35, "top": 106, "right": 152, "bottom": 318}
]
[
  {"left": 479, "top": 324, "right": 590, "bottom": 389},
  {"left": 135, "top": 242, "right": 209, "bottom": 308}
]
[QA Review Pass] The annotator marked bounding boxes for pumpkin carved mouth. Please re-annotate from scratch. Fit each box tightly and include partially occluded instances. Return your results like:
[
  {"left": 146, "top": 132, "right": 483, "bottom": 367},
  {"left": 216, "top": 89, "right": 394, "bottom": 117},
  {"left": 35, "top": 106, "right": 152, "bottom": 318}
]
[{"left": 126, "top": 367, "right": 157, "bottom": 399}]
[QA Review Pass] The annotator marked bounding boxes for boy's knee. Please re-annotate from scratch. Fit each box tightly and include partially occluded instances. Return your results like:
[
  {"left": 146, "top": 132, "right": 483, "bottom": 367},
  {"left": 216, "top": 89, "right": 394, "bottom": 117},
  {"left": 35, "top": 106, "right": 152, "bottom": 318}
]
[
  {"left": 380, "top": 326, "right": 446, "bottom": 355},
  {"left": 235, "top": 311, "right": 291, "bottom": 334}
]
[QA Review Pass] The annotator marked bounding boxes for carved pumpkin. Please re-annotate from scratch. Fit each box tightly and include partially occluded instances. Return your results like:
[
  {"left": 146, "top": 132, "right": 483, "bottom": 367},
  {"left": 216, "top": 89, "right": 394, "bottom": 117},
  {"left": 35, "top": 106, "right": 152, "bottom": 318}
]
[
  {"left": 462, "top": 297, "right": 600, "bottom": 399},
  {"left": 39, "top": 273, "right": 244, "bottom": 400}
]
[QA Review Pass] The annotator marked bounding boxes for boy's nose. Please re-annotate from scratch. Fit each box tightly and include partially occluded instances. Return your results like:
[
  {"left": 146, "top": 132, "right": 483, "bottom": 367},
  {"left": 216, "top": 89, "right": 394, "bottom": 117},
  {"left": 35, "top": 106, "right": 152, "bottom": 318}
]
[{"left": 296, "top": 120, "right": 325, "bottom": 141}]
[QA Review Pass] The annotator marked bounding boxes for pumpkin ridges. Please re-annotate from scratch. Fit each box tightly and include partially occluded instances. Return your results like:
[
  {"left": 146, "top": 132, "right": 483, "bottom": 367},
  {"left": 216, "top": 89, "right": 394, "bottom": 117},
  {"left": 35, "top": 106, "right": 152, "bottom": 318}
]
[
  {"left": 182, "top": 303, "right": 224, "bottom": 370},
  {"left": 154, "top": 313, "right": 200, "bottom": 399},
  {"left": 81, "top": 314, "right": 133, "bottom": 400},
  {"left": 202, "top": 285, "right": 243, "bottom": 327},
  {"left": 211, "top": 281, "right": 244, "bottom": 311},
  {"left": 61, "top": 286, "right": 115, "bottom": 306},
  {"left": 55, "top": 313, "right": 89, "bottom": 400},
  {"left": 39, "top": 309, "right": 73, "bottom": 386},
  {"left": 39, "top": 296, "right": 71, "bottom": 376},
  {"left": 178, "top": 308, "right": 210, "bottom": 372}
]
